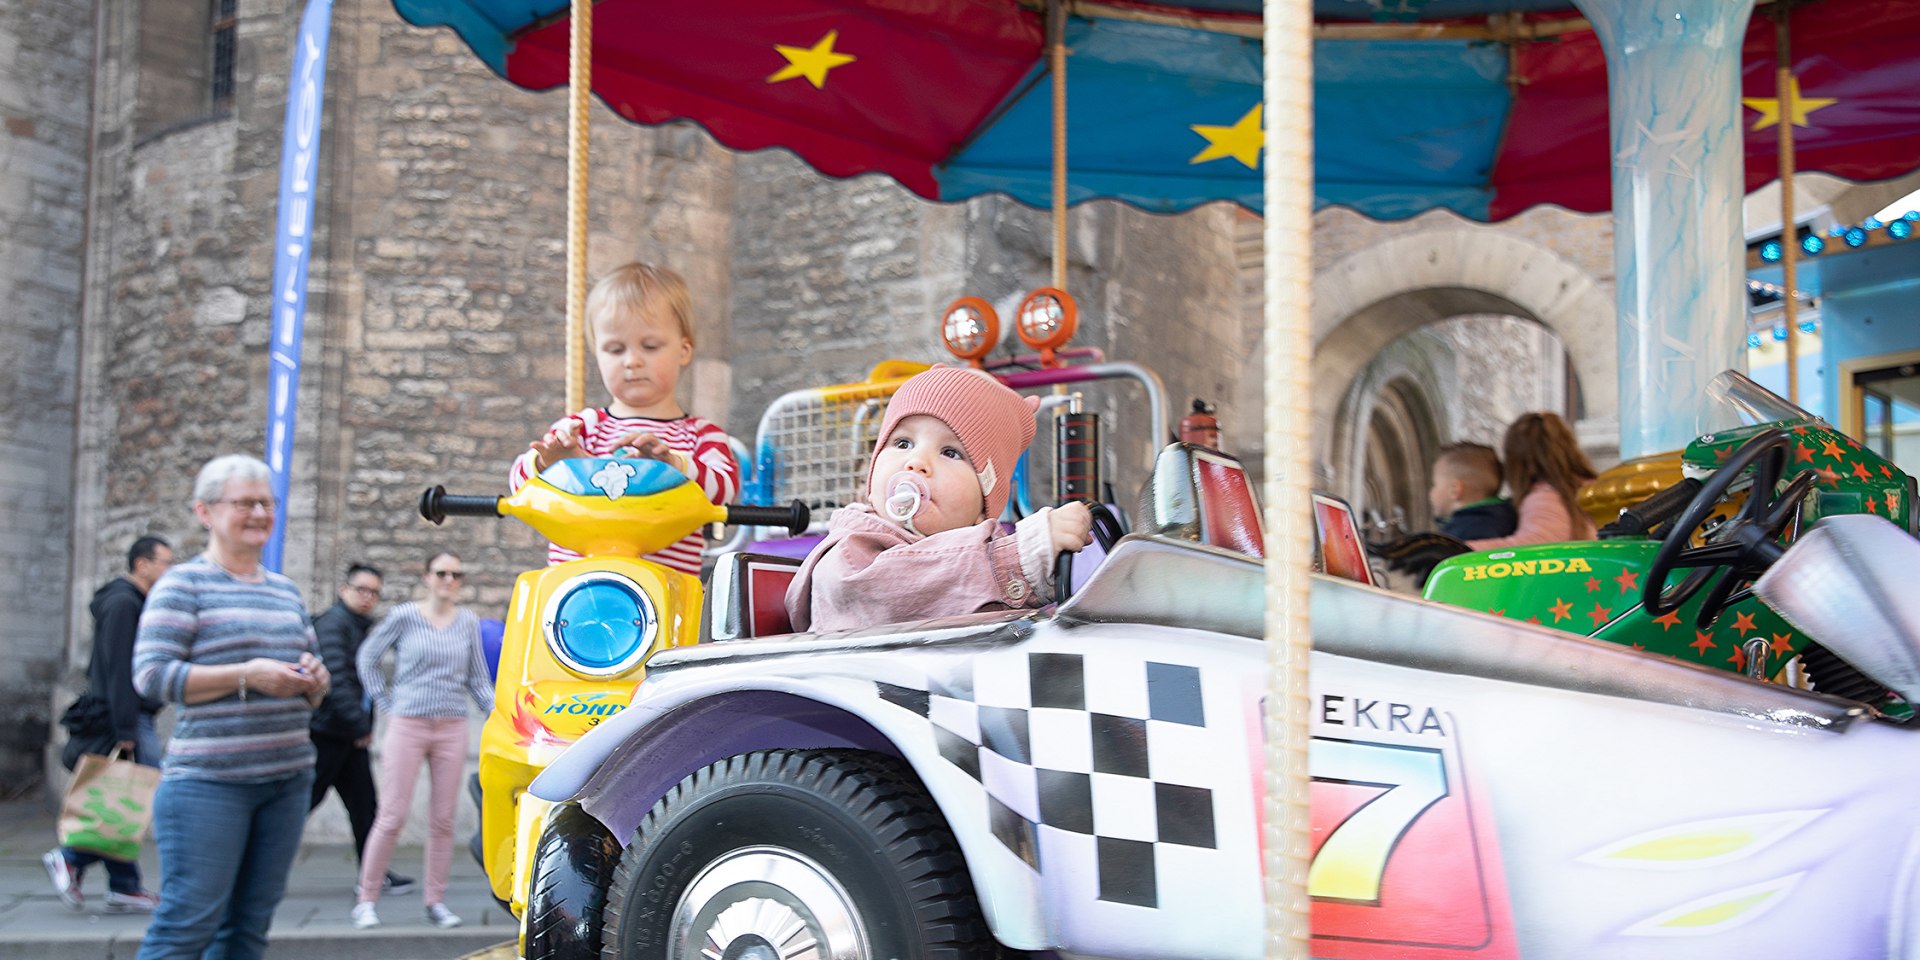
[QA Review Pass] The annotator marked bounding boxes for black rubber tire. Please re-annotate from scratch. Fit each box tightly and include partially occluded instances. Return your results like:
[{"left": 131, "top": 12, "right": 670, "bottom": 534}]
[
  {"left": 599, "top": 749, "right": 998, "bottom": 960},
  {"left": 526, "top": 802, "right": 621, "bottom": 960}
]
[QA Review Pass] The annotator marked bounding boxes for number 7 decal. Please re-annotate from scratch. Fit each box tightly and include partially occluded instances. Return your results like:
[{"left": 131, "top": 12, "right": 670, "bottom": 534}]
[{"left": 1309, "top": 739, "right": 1448, "bottom": 902}]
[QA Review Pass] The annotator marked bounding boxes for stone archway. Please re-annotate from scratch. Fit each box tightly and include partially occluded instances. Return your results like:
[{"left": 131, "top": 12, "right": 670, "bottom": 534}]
[{"left": 1311, "top": 229, "right": 1617, "bottom": 493}]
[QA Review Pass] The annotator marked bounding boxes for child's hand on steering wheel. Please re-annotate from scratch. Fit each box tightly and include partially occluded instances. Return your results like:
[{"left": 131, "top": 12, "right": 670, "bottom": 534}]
[
  {"left": 530, "top": 418, "right": 589, "bottom": 471},
  {"left": 1051, "top": 501, "right": 1094, "bottom": 554},
  {"left": 611, "top": 431, "right": 692, "bottom": 474}
]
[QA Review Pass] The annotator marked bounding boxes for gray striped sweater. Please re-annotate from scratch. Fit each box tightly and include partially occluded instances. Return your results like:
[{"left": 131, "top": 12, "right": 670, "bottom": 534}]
[
  {"left": 132, "top": 557, "right": 317, "bottom": 782},
  {"left": 356, "top": 603, "right": 493, "bottom": 720}
]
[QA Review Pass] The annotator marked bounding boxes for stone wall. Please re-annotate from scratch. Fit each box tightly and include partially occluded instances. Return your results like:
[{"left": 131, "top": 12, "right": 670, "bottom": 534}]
[{"left": 0, "top": 0, "right": 92, "bottom": 792}]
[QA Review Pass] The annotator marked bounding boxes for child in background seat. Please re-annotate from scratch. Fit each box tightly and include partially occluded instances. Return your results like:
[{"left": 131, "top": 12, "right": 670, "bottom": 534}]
[
  {"left": 786, "top": 366, "right": 1092, "bottom": 633},
  {"left": 1429, "top": 443, "right": 1517, "bottom": 541}
]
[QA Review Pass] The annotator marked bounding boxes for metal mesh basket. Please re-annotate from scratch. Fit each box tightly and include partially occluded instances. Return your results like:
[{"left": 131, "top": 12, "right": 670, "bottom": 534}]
[{"left": 748, "top": 381, "right": 904, "bottom": 527}]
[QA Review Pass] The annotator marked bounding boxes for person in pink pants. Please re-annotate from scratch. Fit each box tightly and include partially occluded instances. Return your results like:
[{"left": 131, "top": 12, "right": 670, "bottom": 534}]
[{"left": 349, "top": 552, "right": 492, "bottom": 929}]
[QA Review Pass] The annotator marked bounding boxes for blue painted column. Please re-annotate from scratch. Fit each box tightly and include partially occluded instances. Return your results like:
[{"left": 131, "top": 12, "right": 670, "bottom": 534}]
[{"left": 1573, "top": 0, "right": 1757, "bottom": 459}]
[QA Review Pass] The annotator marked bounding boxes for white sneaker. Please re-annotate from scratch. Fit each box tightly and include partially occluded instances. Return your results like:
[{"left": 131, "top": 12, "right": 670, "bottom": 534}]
[
  {"left": 350, "top": 901, "right": 380, "bottom": 929},
  {"left": 425, "top": 902, "right": 463, "bottom": 928}
]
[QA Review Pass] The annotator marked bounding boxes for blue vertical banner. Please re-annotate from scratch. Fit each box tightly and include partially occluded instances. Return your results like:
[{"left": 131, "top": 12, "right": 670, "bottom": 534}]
[{"left": 263, "top": 0, "right": 334, "bottom": 572}]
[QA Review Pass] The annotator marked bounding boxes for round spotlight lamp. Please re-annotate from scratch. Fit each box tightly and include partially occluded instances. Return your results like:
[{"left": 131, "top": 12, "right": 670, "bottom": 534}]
[
  {"left": 1014, "top": 287, "right": 1078, "bottom": 366},
  {"left": 939, "top": 296, "right": 1000, "bottom": 367}
]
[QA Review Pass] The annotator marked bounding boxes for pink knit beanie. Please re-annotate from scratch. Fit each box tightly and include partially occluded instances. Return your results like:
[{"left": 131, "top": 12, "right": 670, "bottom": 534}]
[{"left": 869, "top": 366, "right": 1040, "bottom": 521}]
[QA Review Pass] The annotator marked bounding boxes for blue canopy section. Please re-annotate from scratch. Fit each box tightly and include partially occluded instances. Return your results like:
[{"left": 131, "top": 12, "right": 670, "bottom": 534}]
[
  {"left": 389, "top": 0, "right": 563, "bottom": 74},
  {"left": 1314, "top": 0, "right": 1573, "bottom": 19},
  {"left": 938, "top": 20, "right": 1510, "bottom": 220},
  {"left": 937, "top": 18, "right": 1265, "bottom": 213}
]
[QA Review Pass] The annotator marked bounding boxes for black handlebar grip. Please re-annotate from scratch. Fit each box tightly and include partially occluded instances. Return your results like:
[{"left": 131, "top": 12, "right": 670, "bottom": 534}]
[
  {"left": 724, "top": 500, "right": 811, "bottom": 537},
  {"left": 419, "top": 486, "right": 503, "bottom": 525},
  {"left": 1599, "top": 476, "right": 1704, "bottom": 540}
]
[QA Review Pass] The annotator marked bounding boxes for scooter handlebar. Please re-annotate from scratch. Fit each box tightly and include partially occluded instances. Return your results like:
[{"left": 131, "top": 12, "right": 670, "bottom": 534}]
[
  {"left": 419, "top": 486, "right": 503, "bottom": 525},
  {"left": 725, "top": 500, "right": 811, "bottom": 538}
]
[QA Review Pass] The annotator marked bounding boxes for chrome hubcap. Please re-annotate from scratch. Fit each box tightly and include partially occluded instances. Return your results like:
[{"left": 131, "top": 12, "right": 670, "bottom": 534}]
[{"left": 669, "top": 846, "right": 868, "bottom": 960}]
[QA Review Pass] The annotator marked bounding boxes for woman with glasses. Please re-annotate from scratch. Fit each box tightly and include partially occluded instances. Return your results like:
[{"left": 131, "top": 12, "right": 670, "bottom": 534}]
[
  {"left": 351, "top": 552, "right": 491, "bottom": 930},
  {"left": 132, "top": 455, "right": 332, "bottom": 960}
]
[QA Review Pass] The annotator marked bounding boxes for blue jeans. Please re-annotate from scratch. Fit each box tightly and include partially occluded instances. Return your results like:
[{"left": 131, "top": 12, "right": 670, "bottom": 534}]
[
  {"left": 135, "top": 770, "right": 314, "bottom": 960},
  {"left": 64, "top": 712, "right": 161, "bottom": 893}
]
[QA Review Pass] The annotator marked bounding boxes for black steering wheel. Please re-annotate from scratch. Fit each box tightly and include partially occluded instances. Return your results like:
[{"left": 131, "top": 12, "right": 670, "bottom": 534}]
[
  {"left": 1642, "top": 428, "right": 1817, "bottom": 628},
  {"left": 1053, "top": 504, "right": 1126, "bottom": 603}
]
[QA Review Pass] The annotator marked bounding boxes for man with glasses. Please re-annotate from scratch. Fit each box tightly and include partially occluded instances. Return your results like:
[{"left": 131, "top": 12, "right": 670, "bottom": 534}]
[{"left": 307, "top": 564, "right": 414, "bottom": 898}]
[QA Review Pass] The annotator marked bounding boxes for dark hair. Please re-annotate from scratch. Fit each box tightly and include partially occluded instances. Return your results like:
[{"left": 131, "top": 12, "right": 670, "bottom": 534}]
[
  {"left": 424, "top": 552, "right": 459, "bottom": 574},
  {"left": 1502, "top": 412, "right": 1598, "bottom": 522},
  {"left": 128, "top": 536, "right": 170, "bottom": 571},
  {"left": 1433, "top": 443, "right": 1502, "bottom": 497},
  {"left": 345, "top": 563, "right": 382, "bottom": 582}
]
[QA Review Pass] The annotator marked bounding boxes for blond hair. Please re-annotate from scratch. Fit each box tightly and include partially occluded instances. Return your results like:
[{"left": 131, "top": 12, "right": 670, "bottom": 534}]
[{"left": 585, "top": 262, "right": 694, "bottom": 347}]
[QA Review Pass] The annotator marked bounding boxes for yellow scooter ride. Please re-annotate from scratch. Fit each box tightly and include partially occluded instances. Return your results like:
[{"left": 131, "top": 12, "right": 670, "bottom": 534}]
[{"left": 419, "top": 456, "right": 806, "bottom": 912}]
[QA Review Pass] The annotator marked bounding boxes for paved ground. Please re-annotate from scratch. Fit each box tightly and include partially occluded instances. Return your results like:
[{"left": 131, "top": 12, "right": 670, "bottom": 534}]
[{"left": 0, "top": 798, "right": 515, "bottom": 960}]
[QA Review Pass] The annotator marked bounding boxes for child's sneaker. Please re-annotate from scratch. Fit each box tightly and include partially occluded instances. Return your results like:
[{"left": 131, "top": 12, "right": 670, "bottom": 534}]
[
  {"left": 41, "top": 850, "right": 83, "bottom": 911},
  {"left": 350, "top": 901, "right": 380, "bottom": 929},
  {"left": 425, "top": 903, "right": 463, "bottom": 928},
  {"left": 105, "top": 890, "right": 160, "bottom": 913}
]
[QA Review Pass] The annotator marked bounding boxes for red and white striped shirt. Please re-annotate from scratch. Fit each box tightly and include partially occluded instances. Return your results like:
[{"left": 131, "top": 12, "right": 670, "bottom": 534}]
[{"left": 509, "top": 408, "right": 740, "bottom": 575}]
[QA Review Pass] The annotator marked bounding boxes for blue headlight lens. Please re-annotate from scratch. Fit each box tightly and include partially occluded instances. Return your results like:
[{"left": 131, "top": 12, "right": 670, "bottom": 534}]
[{"left": 552, "top": 579, "right": 650, "bottom": 671}]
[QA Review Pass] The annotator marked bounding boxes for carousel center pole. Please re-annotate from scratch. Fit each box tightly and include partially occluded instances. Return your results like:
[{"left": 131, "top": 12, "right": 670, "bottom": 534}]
[
  {"left": 1263, "top": 0, "right": 1314, "bottom": 955},
  {"left": 565, "top": 0, "right": 593, "bottom": 414},
  {"left": 1572, "top": 0, "right": 1759, "bottom": 460}
]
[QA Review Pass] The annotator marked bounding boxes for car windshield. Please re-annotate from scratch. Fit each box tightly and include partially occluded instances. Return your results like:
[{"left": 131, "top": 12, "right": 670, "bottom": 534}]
[{"left": 1699, "top": 370, "right": 1817, "bottom": 436}]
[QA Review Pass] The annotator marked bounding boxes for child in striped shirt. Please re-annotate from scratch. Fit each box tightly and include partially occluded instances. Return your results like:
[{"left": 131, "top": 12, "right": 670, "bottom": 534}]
[{"left": 509, "top": 263, "right": 740, "bottom": 575}]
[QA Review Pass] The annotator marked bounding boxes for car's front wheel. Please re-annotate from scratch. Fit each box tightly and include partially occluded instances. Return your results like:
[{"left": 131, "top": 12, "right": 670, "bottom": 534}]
[{"left": 599, "top": 749, "right": 997, "bottom": 960}]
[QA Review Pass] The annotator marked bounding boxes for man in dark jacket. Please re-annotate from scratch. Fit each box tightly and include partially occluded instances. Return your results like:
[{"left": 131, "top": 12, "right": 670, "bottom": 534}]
[
  {"left": 44, "top": 536, "right": 172, "bottom": 912},
  {"left": 309, "top": 563, "right": 414, "bottom": 897}
]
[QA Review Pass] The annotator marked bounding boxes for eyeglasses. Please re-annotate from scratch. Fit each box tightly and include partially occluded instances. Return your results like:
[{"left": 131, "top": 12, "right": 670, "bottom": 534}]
[
  {"left": 346, "top": 585, "right": 382, "bottom": 597},
  {"left": 430, "top": 570, "right": 465, "bottom": 580},
  {"left": 210, "top": 497, "right": 277, "bottom": 513}
]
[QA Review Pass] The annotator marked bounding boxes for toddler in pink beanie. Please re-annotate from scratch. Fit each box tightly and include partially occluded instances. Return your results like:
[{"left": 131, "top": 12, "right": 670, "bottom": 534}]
[{"left": 785, "top": 366, "right": 1094, "bottom": 633}]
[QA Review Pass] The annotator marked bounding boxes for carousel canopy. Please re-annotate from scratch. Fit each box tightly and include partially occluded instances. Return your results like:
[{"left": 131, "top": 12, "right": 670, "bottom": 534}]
[{"left": 392, "top": 0, "right": 1920, "bottom": 221}]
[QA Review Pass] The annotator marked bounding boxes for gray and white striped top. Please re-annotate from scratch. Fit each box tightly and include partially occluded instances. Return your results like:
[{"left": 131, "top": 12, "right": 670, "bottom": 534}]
[
  {"left": 133, "top": 557, "right": 317, "bottom": 782},
  {"left": 356, "top": 603, "right": 493, "bottom": 720}
]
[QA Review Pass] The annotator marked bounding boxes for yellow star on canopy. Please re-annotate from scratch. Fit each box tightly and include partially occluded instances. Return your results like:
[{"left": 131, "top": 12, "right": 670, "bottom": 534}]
[
  {"left": 768, "top": 29, "right": 856, "bottom": 89},
  {"left": 1189, "top": 104, "right": 1264, "bottom": 169},
  {"left": 1743, "top": 75, "right": 1837, "bottom": 131}
]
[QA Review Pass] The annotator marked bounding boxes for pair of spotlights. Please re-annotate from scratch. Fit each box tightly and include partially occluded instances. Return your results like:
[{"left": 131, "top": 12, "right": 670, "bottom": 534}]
[{"left": 941, "top": 288, "right": 1079, "bottom": 368}]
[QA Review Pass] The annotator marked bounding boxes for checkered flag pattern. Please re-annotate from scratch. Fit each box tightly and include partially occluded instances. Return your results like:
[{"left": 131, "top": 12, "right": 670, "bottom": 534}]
[{"left": 876, "top": 652, "right": 1217, "bottom": 909}]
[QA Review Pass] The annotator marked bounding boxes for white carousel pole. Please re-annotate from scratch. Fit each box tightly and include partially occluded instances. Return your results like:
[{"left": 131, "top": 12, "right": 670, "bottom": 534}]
[
  {"left": 565, "top": 0, "right": 593, "bottom": 414},
  {"left": 1263, "top": 0, "right": 1313, "bottom": 956}
]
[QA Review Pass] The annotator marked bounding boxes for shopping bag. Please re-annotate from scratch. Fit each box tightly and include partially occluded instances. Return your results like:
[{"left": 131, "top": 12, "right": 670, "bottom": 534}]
[{"left": 58, "top": 749, "right": 159, "bottom": 862}]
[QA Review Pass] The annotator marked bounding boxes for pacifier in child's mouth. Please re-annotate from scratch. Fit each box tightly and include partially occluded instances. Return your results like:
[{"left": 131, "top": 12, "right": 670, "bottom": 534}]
[{"left": 882, "top": 471, "right": 930, "bottom": 534}]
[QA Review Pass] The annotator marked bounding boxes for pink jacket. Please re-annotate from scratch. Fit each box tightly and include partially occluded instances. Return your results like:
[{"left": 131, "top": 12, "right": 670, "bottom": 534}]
[
  {"left": 1467, "top": 481, "right": 1597, "bottom": 550},
  {"left": 785, "top": 504, "right": 1056, "bottom": 634}
]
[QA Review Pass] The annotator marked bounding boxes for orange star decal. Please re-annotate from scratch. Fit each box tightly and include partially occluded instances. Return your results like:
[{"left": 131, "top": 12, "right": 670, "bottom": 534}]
[
  {"left": 1770, "top": 631, "right": 1794, "bottom": 655},
  {"left": 1489, "top": 608, "right": 1506, "bottom": 618},
  {"left": 1525, "top": 615, "right": 1541, "bottom": 625},
  {"left": 1816, "top": 466, "right": 1841, "bottom": 487},
  {"left": 1792, "top": 424, "right": 1809, "bottom": 437},
  {"left": 1794, "top": 443, "right": 1814, "bottom": 463},
  {"left": 1652, "top": 610, "right": 1683, "bottom": 631},
  {"left": 1882, "top": 464, "right": 1894, "bottom": 478},
  {"left": 1867, "top": 495, "right": 1880, "bottom": 514},
  {"left": 1586, "top": 601, "right": 1613, "bottom": 628},
  {"left": 1585, "top": 576, "right": 1601, "bottom": 593},
  {"left": 1852, "top": 461, "right": 1873, "bottom": 482},
  {"left": 1713, "top": 446, "right": 1732, "bottom": 462},
  {"left": 1821, "top": 438, "right": 1845, "bottom": 459},
  {"left": 1731, "top": 610, "right": 1757, "bottom": 636},
  {"left": 1613, "top": 568, "right": 1639, "bottom": 593},
  {"left": 1728, "top": 646, "right": 1748, "bottom": 671},
  {"left": 1690, "top": 630, "right": 1717, "bottom": 655},
  {"left": 1549, "top": 598, "right": 1573, "bottom": 622},
  {"left": 1889, "top": 491, "right": 1901, "bottom": 514}
]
